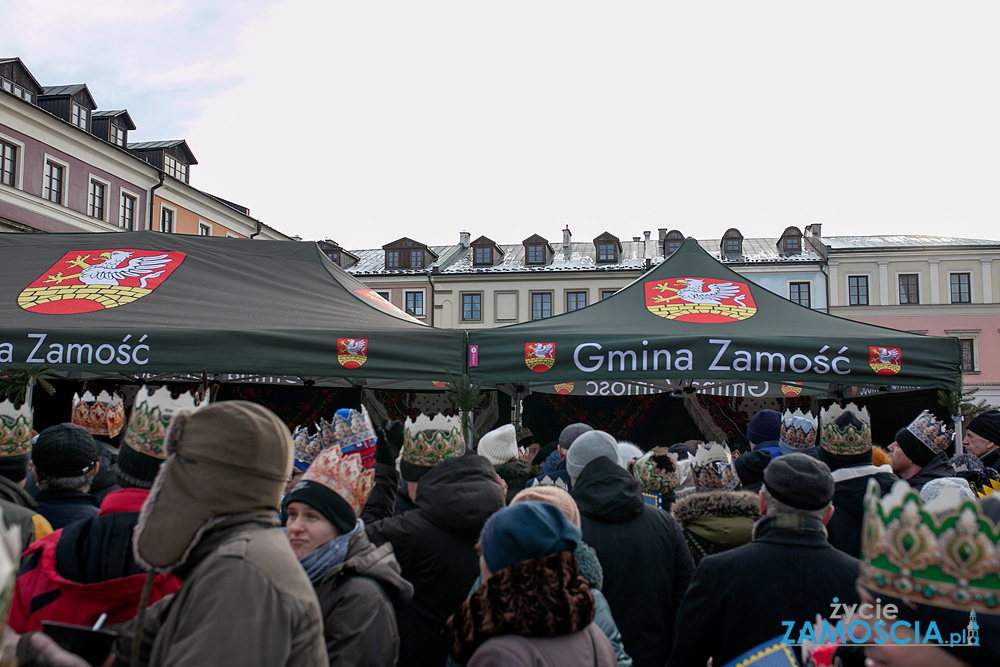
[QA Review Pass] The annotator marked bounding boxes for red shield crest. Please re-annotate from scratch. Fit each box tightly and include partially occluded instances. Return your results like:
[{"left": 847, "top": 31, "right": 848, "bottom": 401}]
[
  {"left": 644, "top": 277, "right": 757, "bottom": 323},
  {"left": 781, "top": 383, "right": 803, "bottom": 397},
  {"left": 524, "top": 342, "right": 555, "bottom": 373},
  {"left": 19, "top": 249, "right": 185, "bottom": 314},
  {"left": 337, "top": 338, "right": 368, "bottom": 369},
  {"left": 869, "top": 346, "right": 902, "bottom": 376},
  {"left": 553, "top": 383, "right": 574, "bottom": 395}
]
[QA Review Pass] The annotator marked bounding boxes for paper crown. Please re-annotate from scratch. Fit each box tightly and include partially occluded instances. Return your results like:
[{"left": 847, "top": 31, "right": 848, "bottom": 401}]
[
  {"left": 859, "top": 478, "right": 1000, "bottom": 613},
  {"left": 292, "top": 406, "right": 378, "bottom": 471},
  {"left": 0, "top": 400, "right": 32, "bottom": 458},
  {"left": 690, "top": 442, "right": 740, "bottom": 491},
  {"left": 904, "top": 410, "right": 953, "bottom": 455},
  {"left": 292, "top": 420, "right": 333, "bottom": 470},
  {"left": 123, "top": 386, "right": 201, "bottom": 460},
  {"left": 302, "top": 445, "right": 375, "bottom": 516},
  {"left": 779, "top": 409, "right": 818, "bottom": 452},
  {"left": 633, "top": 447, "right": 681, "bottom": 495},
  {"left": 819, "top": 402, "right": 871, "bottom": 457},
  {"left": 71, "top": 391, "right": 126, "bottom": 438},
  {"left": 401, "top": 414, "right": 465, "bottom": 468}
]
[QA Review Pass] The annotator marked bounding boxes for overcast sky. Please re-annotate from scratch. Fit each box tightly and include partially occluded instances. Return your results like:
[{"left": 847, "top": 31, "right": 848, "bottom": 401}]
[{"left": 5, "top": 1, "right": 1000, "bottom": 248}]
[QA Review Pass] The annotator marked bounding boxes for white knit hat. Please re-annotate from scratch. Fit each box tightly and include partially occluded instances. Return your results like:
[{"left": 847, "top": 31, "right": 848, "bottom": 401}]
[{"left": 478, "top": 423, "right": 518, "bottom": 467}]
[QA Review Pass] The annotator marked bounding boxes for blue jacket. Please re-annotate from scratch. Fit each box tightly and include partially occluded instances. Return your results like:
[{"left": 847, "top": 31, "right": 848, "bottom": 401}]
[{"left": 34, "top": 489, "right": 100, "bottom": 531}]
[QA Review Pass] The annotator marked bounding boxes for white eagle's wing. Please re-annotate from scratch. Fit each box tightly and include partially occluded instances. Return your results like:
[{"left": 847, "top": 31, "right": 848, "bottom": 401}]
[
  {"left": 87, "top": 254, "right": 172, "bottom": 281},
  {"left": 703, "top": 282, "right": 742, "bottom": 300}
]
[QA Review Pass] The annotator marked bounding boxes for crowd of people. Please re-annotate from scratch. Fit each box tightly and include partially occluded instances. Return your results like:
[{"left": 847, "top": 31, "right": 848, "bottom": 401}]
[{"left": 0, "top": 388, "right": 998, "bottom": 667}]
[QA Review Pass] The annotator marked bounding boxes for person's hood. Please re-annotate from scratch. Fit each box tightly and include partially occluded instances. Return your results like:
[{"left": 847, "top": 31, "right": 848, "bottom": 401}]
[
  {"left": 832, "top": 471, "right": 898, "bottom": 524},
  {"left": 322, "top": 529, "right": 414, "bottom": 606},
  {"left": 0, "top": 475, "right": 37, "bottom": 509},
  {"left": 133, "top": 401, "right": 293, "bottom": 574},
  {"left": 671, "top": 490, "right": 759, "bottom": 548},
  {"left": 571, "top": 456, "right": 643, "bottom": 522},
  {"left": 415, "top": 454, "right": 506, "bottom": 536}
]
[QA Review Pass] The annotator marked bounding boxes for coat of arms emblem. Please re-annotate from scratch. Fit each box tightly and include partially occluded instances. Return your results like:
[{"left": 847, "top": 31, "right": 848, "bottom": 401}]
[
  {"left": 524, "top": 342, "right": 555, "bottom": 373},
  {"left": 337, "top": 338, "right": 368, "bottom": 369},
  {"left": 869, "top": 346, "right": 902, "bottom": 376},
  {"left": 644, "top": 277, "right": 757, "bottom": 323},
  {"left": 19, "top": 249, "right": 185, "bottom": 314},
  {"left": 553, "top": 383, "right": 574, "bottom": 395}
]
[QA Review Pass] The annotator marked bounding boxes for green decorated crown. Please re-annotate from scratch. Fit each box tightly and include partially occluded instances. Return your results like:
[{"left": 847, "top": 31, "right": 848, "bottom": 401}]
[
  {"left": 690, "top": 442, "right": 739, "bottom": 491},
  {"left": 633, "top": 447, "right": 681, "bottom": 495},
  {"left": 859, "top": 478, "right": 1000, "bottom": 612},
  {"left": 819, "top": 402, "right": 872, "bottom": 457},
  {"left": 401, "top": 414, "right": 465, "bottom": 468},
  {"left": 0, "top": 400, "right": 32, "bottom": 458},
  {"left": 123, "top": 386, "right": 201, "bottom": 459}
]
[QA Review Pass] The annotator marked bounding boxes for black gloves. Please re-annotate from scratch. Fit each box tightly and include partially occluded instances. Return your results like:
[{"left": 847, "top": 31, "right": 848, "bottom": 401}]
[{"left": 374, "top": 419, "right": 404, "bottom": 466}]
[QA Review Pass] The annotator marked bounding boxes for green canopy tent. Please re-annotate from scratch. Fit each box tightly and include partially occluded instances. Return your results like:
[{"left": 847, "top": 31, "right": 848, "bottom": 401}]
[
  {"left": 0, "top": 231, "right": 465, "bottom": 385},
  {"left": 468, "top": 237, "right": 961, "bottom": 397}
]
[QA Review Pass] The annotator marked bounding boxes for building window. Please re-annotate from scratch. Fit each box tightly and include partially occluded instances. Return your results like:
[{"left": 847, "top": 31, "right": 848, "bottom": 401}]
[
  {"left": 410, "top": 249, "right": 423, "bottom": 268},
  {"left": 566, "top": 291, "right": 587, "bottom": 311},
  {"left": 848, "top": 276, "right": 869, "bottom": 306},
  {"left": 0, "top": 139, "right": 16, "bottom": 187},
  {"left": 198, "top": 223, "right": 211, "bottom": 236},
  {"left": 950, "top": 273, "right": 971, "bottom": 304},
  {"left": 526, "top": 244, "right": 545, "bottom": 264},
  {"left": 71, "top": 103, "right": 88, "bottom": 130},
  {"left": 110, "top": 125, "right": 125, "bottom": 147},
  {"left": 164, "top": 155, "right": 188, "bottom": 183},
  {"left": 473, "top": 246, "right": 491, "bottom": 265},
  {"left": 160, "top": 208, "right": 174, "bottom": 233},
  {"left": 960, "top": 339, "right": 976, "bottom": 373},
  {"left": 386, "top": 250, "right": 400, "bottom": 269},
  {"left": 531, "top": 292, "right": 552, "bottom": 319},
  {"left": 1, "top": 78, "right": 32, "bottom": 102},
  {"left": 666, "top": 239, "right": 682, "bottom": 254},
  {"left": 120, "top": 193, "right": 136, "bottom": 230},
  {"left": 375, "top": 291, "right": 390, "bottom": 301},
  {"left": 43, "top": 160, "right": 63, "bottom": 204},
  {"left": 327, "top": 251, "right": 340, "bottom": 264},
  {"left": 789, "top": 282, "right": 810, "bottom": 307},
  {"left": 724, "top": 238, "right": 741, "bottom": 254},
  {"left": 601, "top": 289, "right": 617, "bottom": 300},
  {"left": 405, "top": 291, "right": 424, "bottom": 317},
  {"left": 898, "top": 274, "right": 920, "bottom": 305},
  {"left": 597, "top": 243, "right": 616, "bottom": 262},
  {"left": 783, "top": 236, "right": 801, "bottom": 253},
  {"left": 462, "top": 293, "right": 482, "bottom": 321},
  {"left": 87, "top": 179, "right": 106, "bottom": 220}
]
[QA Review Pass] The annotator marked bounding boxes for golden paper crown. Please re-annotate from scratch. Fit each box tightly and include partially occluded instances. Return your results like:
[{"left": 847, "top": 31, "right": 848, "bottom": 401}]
[
  {"left": 904, "top": 410, "right": 953, "bottom": 455},
  {"left": 860, "top": 479, "right": 1000, "bottom": 613},
  {"left": 72, "top": 391, "right": 126, "bottom": 437},
  {"left": 401, "top": 414, "right": 465, "bottom": 468},
  {"left": 819, "top": 402, "right": 872, "bottom": 457},
  {"left": 633, "top": 447, "right": 681, "bottom": 494},
  {"left": 123, "top": 386, "right": 201, "bottom": 460},
  {"left": 0, "top": 400, "right": 32, "bottom": 458},
  {"left": 302, "top": 446, "right": 375, "bottom": 516},
  {"left": 690, "top": 442, "right": 739, "bottom": 491},
  {"left": 779, "top": 409, "right": 818, "bottom": 452}
]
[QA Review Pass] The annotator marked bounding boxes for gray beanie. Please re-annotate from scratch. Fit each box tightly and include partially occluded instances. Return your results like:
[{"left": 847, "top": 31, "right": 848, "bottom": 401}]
[
  {"left": 566, "top": 430, "right": 620, "bottom": 478},
  {"left": 559, "top": 423, "right": 594, "bottom": 450}
]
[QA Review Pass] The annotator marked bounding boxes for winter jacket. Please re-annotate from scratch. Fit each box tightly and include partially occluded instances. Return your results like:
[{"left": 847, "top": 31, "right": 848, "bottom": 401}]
[
  {"left": 572, "top": 456, "right": 695, "bottom": 667},
  {"left": 468, "top": 624, "right": 616, "bottom": 667},
  {"left": 90, "top": 440, "right": 121, "bottom": 503},
  {"left": 905, "top": 451, "right": 957, "bottom": 491},
  {"left": 366, "top": 454, "right": 506, "bottom": 667},
  {"left": 979, "top": 448, "right": 1000, "bottom": 473},
  {"left": 494, "top": 460, "right": 538, "bottom": 504},
  {"left": 667, "top": 515, "right": 860, "bottom": 667},
  {"left": 528, "top": 452, "right": 571, "bottom": 489},
  {"left": 9, "top": 487, "right": 181, "bottom": 633},
  {"left": 670, "top": 490, "right": 759, "bottom": 566},
  {"left": 827, "top": 465, "right": 898, "bottom": 558},
  {"left": 0, "top": 475, "right": 51, "bottom": 552},
  {"left": 114, "top": 513, "right": 328, "bottom": 667},
  {"left": 360, "top": 462, "right": 403, "bottom": 523},
  {"left": 34, "top": 489, "right": 100, "bottom": 530},
  {"left": 314, "top": 528, "right": 414, "bottom": 667}
]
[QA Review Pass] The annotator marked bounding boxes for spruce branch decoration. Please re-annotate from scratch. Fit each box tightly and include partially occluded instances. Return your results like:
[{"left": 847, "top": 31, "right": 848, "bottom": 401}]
[
  {"left": 443, "top": 367, "right": 483, "bottom": 449},
  {"left": 938, "top": 380, "right": 992, "bottom": 419},
  {"left": 0, "top": 365, "right": 56, "bottom": 407}
]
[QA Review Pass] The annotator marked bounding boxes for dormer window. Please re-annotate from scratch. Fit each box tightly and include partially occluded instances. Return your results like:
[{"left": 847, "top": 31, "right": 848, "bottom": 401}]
[
  {"left": 164, "top": 155, "right": 188, "bottom": 183},
  {"left": 474, "top": 246, "right": 492, "bottom": 265},
  {"left": 593, "top": 232, "right": 622, "bottom": 263},
  {"left": 1, "top": 78, "right": 32, "bottom": 102},
  {"left": 722, "top": 228, "right": 743, "bottom": 255},
  {"left": 410, "top": 249, "right": 424, "bottom": 268},
  {"left": 328, "top": 250, "right": 340, "bottom": 264},
  {"left": 526, "top": 244, "right": 545, "bottom": 264},
  {"left": 597, "top": 243, "right": 615, "bottom": 262},
  {"left": 779, "top": 226, "right": 803, "bottom": 254},
  {"left": 110, "top": 125, "right": 125, "bottom": 147},
  {"left": 386, "top": 250, "right": 400, "bottom": 268},
  {"left": 664, "top": 230, "right": 684, "bottom": 255},
  {"left": 71, "top": 103, "right": 88, "bottom": 130}
]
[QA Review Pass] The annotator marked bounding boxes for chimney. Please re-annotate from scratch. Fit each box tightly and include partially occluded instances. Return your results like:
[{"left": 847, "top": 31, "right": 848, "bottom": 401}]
[
  {"left": 460, "top": 231, "right": 470, "bottom": 248},
  {"left": 644, "top": 231, "right": 651, "bottom": 242},
  {"left": 633, "top": 236, "right": 641, "bottom": 242},
  {"left": 658, "top": 228, "right": 668, "bottom": 242},
  {"left": 805, "top": 223, "right": 822, "bottom": 240},
  {"left": 562, "top": 225, "right": 572, "bottom": 254}
]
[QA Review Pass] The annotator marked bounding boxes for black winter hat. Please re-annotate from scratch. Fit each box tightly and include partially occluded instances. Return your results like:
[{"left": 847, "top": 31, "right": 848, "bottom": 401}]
[
  {"left": 32, "top": 423, "right": 98, "bottom": 478},
  {"left": 283, "top": 479, "right": 357, "bottom": 534},
  {"left": 894, "top": 427, "right": 936, "bottom": 468},
  {"left": 114, "top": 444, "right": 163, "bottom": 489},
  {"left": 763, "top": 453, "right": 834, "bottom": 511},
  {"left": 967, "top": 410, "right": 1000, "bottom": 447},
  {"left": 735, "top": 449, "right": 772, "bottom": 492}
]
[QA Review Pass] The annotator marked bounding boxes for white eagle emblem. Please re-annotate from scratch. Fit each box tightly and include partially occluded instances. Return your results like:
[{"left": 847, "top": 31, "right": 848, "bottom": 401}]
[{"left": 674, "top": 278, "right": 744, "bottom": 306}]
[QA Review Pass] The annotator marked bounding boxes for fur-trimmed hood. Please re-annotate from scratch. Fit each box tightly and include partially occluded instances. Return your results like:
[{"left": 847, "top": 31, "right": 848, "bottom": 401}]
[{"left": 671, "top": 490, "right": 760, "bottom": 528}]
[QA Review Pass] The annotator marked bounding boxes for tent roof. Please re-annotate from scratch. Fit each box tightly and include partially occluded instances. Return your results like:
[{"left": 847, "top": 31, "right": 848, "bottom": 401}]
[
  {"left": 468, "top": 237, "right": 961, "bottom": 393},
  {"left": 0, "top": 231, "right": 465, "bottom": 382}
]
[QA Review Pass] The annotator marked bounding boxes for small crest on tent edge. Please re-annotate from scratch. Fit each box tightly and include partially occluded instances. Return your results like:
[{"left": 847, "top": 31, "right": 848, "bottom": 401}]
[
  {"left": 337, "top": 338, "right": 368, "bottom": 369},
  {"left": 643, "top": 276, "right": 757, "bottom": 323},
  {"left": 524, "top": 342, "right": 555, "bottom": 373},
  {"left": 868, "top": 346, "right": 902, "bottom": 376}
]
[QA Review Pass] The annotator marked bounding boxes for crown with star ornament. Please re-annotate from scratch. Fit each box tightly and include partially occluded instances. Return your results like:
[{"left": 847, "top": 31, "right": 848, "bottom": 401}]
[
  {"left": 779, "top": 409, "right": 818, "bottom": 453},
  {"left": 0, "top": 400, "right": 32, "bottom": 458},
  {"left": 819, "top": 402, "right": 872, "bottom": 457},
  {"left": 690, "top": 442, "right": 740, "bottom": 491},
  {"left": 123, "top": 386, "right": 202, "bottom": 460},
  {"left": 633, "top": 447, "right": 681, "bottom": 495},
  {"left": 301, "top": 445, "right": 375, "bottom": 517},
  {"left": 859, "top": 478, "right": 1000, "bottom": 613},
  {"left": 401, "top": 414, "right": 465, "bottom": 468},
  {"left": 902, "top": 410, "right": 953, "bottom": 455},
  {"left": 71, "top": 390, "right": 126, "bottom": 437}
]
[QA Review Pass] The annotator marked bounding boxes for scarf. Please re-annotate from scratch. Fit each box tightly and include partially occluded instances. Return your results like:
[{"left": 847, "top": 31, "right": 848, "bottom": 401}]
[{"left": 298, "top": 518, "right": 363, "bottom": 584}]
